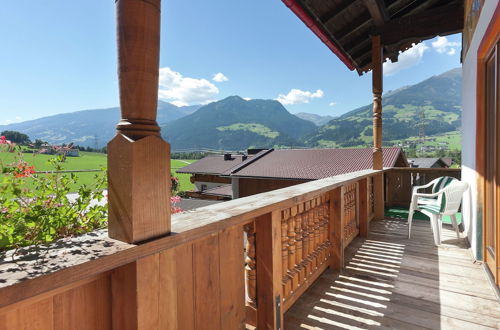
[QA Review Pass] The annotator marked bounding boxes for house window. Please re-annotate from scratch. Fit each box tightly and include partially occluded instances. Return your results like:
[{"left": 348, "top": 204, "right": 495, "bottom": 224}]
[{"left": 201, "top": 184, "right": 207, "bottom": 191}]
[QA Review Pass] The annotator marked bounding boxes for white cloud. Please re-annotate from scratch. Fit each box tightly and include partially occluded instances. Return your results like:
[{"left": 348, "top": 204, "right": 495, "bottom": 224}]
[
  {"left": 329, "top": 101, "right": 337, "bottom": 107},
  {"left": 383, "top": 42, "right": 429, "bottom": 76},
  {"left": 276, "top": 89, "right": 324, "bottom": 105},
  {"left": 243, "top": 97, "right": 252, "bottom": 101},
  {"left": 158, "top": 67, "right": 219, "bottom": 106},
  {"left": 212, "top": 72, "right": 228, "bottom": 82},
  {"left": 432, "top": 36, "right": 460, "bottom": 55},
  {"left": 3, "top": 116, "right": 23, "bottom": 125}
]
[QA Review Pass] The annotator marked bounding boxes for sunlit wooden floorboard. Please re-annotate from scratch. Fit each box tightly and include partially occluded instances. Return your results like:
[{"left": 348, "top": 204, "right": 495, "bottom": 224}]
[{"left": 284, "top": 218, "right": 500, "bottom": 330}]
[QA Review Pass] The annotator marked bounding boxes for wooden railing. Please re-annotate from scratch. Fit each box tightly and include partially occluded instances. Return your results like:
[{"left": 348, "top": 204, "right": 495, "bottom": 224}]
[
  {"left": 385, "top": 167, "right": 461, "bottom": 208},
  {"left": 0, "top": 169, "right": 384, "bottom": 329}
]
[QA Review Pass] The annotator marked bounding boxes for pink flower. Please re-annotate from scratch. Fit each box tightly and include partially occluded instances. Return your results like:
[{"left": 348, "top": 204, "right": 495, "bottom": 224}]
[
  {"left": 170, "top": 196, "right": 181, "bottom": 203},
  {"left": 171, "top": 206, "right": 183, "bottom": 214}
]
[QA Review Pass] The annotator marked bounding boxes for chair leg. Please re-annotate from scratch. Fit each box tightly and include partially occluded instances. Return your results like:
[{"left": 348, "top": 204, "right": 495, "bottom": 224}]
[
  {"left": 438, "top": 215, "right": 443, "bottom": 243},
  {"left": 450, "top": 214, "right": 460, "bottom": 239},
  {"left": 407, "top": 205, "right": 415, "bottom": 239},
  {"left": 430, "top": 215, "right": 441, "bottom": 246}
]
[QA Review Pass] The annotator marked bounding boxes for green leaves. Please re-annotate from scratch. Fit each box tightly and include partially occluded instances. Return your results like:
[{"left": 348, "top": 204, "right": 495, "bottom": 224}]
[{"left": 0, "top": 148, "right": 107, "bottom": 252}]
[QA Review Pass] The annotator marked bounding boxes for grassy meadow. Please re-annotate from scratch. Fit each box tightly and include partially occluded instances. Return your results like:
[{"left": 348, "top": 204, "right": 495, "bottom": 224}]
[{"left": 0, "top": 151, "right": 196, "bottom": 192}]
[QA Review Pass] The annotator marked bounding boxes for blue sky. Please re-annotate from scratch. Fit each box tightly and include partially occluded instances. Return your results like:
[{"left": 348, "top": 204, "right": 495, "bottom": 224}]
[{"left": 0, "top": 0, "right": 462, "bottom": 124}]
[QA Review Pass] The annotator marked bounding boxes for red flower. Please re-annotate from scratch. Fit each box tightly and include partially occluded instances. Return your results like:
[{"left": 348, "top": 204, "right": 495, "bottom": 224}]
[{"left": 13, "top": 162, "right": 35, "bottom": 178}]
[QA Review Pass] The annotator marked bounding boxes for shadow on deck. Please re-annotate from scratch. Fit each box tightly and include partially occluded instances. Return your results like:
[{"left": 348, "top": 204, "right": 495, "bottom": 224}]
[{"left": 285, "top": 219, "right": 500, "bottom": 329}]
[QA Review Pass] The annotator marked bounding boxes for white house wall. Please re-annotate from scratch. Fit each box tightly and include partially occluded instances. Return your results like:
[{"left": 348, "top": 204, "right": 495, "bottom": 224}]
[{"left": 462, "top": 0, "right": 499, "bottom": 260}]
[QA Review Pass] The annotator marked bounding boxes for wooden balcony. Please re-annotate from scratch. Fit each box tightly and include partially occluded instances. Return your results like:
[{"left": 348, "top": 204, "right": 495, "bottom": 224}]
[
  {"left": 1, "top": 167, "right": 498, "bottom": 329},
  {"left": 285, "top": 219, "right": 500, "bottom": 329}
]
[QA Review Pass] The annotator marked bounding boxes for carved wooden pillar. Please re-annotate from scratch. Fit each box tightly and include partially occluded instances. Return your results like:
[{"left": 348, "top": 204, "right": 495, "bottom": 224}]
[
  {"left": 294, "top": 212, "right": 304, "bottom": 284},
  {"left": 244, "top": 222, "right": 257, "bottom": 308},
  {"left": 287, "top": 209, "right": 298, "bottom": 292},
  {"left": 372, "top": 35, "right": 383, "bottom": 170},
  {"left": 281, "top": 210, "right": 289, "bottom": 297},
  {"left": 108, "top": 0, "right": 171, "bottom": 243},
  {"left": 300, "top": 203, "right": 310, "bottom": 279}
]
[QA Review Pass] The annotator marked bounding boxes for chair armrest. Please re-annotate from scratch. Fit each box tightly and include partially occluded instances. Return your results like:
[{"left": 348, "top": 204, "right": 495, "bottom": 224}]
[
  {"left": 414, "top": 191, "right": 442, "bottom": 198},
  {"left": 412, "top": 181, "right": 435, "bottom": 191}
]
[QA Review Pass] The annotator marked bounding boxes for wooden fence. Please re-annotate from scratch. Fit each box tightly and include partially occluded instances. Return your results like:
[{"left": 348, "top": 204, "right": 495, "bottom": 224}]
[
  {"left": 0, "top": 169, "right": 384, "bottom": 329},
  {"left": 384, "top": 167, "right": 462, "bottom": 208}
]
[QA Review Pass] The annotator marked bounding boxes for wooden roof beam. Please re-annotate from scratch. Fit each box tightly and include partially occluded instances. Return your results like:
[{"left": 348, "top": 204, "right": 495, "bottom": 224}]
[
  {"left": 320, "top": 0, "right": 357, "bottom": 24},
  {"left": 379, "top": 3, "right": 464, "bottom": 45},
  {"left": 364, "top": 0, "right": 389, "bottom": 27}
]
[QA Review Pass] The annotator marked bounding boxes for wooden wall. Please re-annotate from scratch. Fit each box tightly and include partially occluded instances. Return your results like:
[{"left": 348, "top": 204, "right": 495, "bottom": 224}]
[
  {"left": 0, "top": 227, "right": 246, "bottom": 330},
  {"left": 192, "top": 174, "right": 231, "bottom": 184},
  {"left": 238, "top": 178, "right": 309, "bottom": 198}
]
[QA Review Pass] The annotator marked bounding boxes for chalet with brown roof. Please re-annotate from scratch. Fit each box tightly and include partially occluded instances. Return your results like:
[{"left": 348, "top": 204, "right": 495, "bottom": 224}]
[
  {"left": 177, "top": 153, "right": 252, "bottom": 198},
  {"left": 180, "top": 147, "right": 408, "bottom": 199},
  {"left": 409, "top": 157, "right": 450, "bottom": 168},
  {"left": 229, "top": 147, "right": 408, "bottom": 197}
]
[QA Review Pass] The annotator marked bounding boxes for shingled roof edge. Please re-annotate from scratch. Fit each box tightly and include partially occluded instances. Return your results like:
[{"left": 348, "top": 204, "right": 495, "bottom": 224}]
[{"left": 223, "top": 149, "right": 275, "bottom": 176}]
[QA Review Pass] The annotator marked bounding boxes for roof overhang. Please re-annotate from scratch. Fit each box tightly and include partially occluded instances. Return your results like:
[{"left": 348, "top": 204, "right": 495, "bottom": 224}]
[{"left": 282, "top": 0, "right": 464, "bottom": 75}]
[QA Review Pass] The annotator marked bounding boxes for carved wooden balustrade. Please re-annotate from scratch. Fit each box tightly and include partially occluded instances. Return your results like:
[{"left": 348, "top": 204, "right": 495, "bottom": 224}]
[{"left": 240, "top": 171, "right": 383, "bottom": 328}]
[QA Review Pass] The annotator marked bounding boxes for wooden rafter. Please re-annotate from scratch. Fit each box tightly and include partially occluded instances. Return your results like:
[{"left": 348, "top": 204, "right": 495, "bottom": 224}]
[
  {"left": 364, "top": 0, "right": 388, "bottom": 27},
  {"left": 379, "top": 3, "right": 464, "bottom": 45},
  {"left": 320, "top": 0, "right": 357, "bottom": 25}
]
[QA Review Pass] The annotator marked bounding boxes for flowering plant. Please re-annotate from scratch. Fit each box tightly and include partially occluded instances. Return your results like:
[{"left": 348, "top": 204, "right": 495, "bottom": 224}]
[
  {"left": 170, "top": 195, "right": 182, "bottom": 214},
  {"left": 0, "top": 148, "right": 107, "bottom": 252}
]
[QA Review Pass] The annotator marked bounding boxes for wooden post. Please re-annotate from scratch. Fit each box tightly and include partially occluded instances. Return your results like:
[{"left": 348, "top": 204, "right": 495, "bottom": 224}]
[
  {"left": 108, "top": 0, "right": 171, "bottom": 243},
  {"left": 372, "top": 35, "right": 383, "bottom": 170},
  {"left": 359, "top": 178, "right": 368, "bottom": 237},
  {"left": 256, "top": 211, "right": 283, "bottom": 330},
  {"left": 374, "top": 173, "right": 385, "bottom": 220},
  {"left": 111, "top": 255, "right": 160, "bottom": 330},
  {"left": 329, "top": 187, "right": 344, "bottom": 271}
]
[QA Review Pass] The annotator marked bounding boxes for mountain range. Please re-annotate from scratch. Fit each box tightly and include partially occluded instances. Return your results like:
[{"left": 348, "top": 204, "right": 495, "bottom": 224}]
[
  {"left": 0, "top": 68, "right": 461, "bottom": 150},
  {"left": 294, "top": 113, "right": 335, "bottom": 126},
  {"left": 0, "top": 102, "right": 200, "bottom": 148},
  {"left": 305, "top": 68, "right": 461, "bottom": 148}
]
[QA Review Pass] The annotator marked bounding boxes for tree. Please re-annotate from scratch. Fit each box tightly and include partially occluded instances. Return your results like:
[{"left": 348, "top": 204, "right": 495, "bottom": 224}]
[
  {"left": 1, "top": 131, "right": 31, "bottom": 145},
  {"left": 33, "top": 139, "right": 46, "bottom": 149}
]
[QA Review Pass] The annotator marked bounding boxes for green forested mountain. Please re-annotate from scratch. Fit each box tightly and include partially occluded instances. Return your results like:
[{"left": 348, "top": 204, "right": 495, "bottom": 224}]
[
  {"left": 162, "top": 96, "right": 317, "bottom": 150},
  {"left": 1, "top": 69, "right": 461, "bottom": 151},
  {"left": 306, "top": 68, "right": 462, "bottom": 148}
]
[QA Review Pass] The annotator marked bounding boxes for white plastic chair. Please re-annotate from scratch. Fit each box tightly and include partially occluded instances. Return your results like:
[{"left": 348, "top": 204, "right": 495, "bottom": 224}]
[
  {"left": 407, "top": 176, "right": 457, "bottom": 238},
  {"left": 408, "top": 180, "right": 468, "bottom": 246}
]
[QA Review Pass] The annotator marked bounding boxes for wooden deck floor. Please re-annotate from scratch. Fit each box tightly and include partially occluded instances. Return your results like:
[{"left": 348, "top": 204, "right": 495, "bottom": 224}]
[{"left": 284, "top": 218, "right": 500, "bottom": 329}]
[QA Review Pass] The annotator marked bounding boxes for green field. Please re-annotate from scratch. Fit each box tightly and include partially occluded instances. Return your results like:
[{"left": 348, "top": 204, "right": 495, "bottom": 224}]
[
  {"left": 0, "top": 151, "right": 196, "bottom": 193},
  {"left": 171, "top": 159, "right": 196, "bottom": 191},
  {"left": 388, "top": 130, "right": 462, "bottom": 150},
  {"left": 217, "top": 123, "right": 280, "bottom": 138}
]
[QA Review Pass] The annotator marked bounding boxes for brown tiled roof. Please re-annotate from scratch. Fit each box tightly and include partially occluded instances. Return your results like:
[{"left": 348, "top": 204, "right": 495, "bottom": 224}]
[
  {"left": 408, "top": 158, "right": 449, "bottom": 168},
  {"left": 177, "top": 155, "right": 252, "bottom": 175},
  {"left": 231, "top": 147, "right": 405, "bottom": 180}
]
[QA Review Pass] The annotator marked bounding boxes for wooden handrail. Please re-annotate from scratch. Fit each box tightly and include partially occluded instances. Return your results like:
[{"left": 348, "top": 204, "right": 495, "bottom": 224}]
[{"left": 0, "top": 169, "right": 386, "bottom": 329}]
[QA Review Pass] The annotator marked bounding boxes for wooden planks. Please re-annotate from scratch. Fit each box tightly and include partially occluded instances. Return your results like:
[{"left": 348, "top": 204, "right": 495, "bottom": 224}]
[
  {"left": 53, "top": 276, "right": 111, "bottom": 330},
  {"left": 329, "top": 187, "right": 344, "bottom": 271},
  {"left": 111, "top": 255, "right": 160, "bottom": 329},
  {"left": 219, "top": 227, "right": 246, "bottom": 329},
  {"left": 0, "top": 298, "right": 53, "bottom": 330},
  {"left": 285, "top": 218, "right": 500, "bottom": 329},
  {"left": 256, "top": 211, "right": 283, "bottom": 329},
  {"left": 0, "top": 275, "right": 112, "bottom": 330}
]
